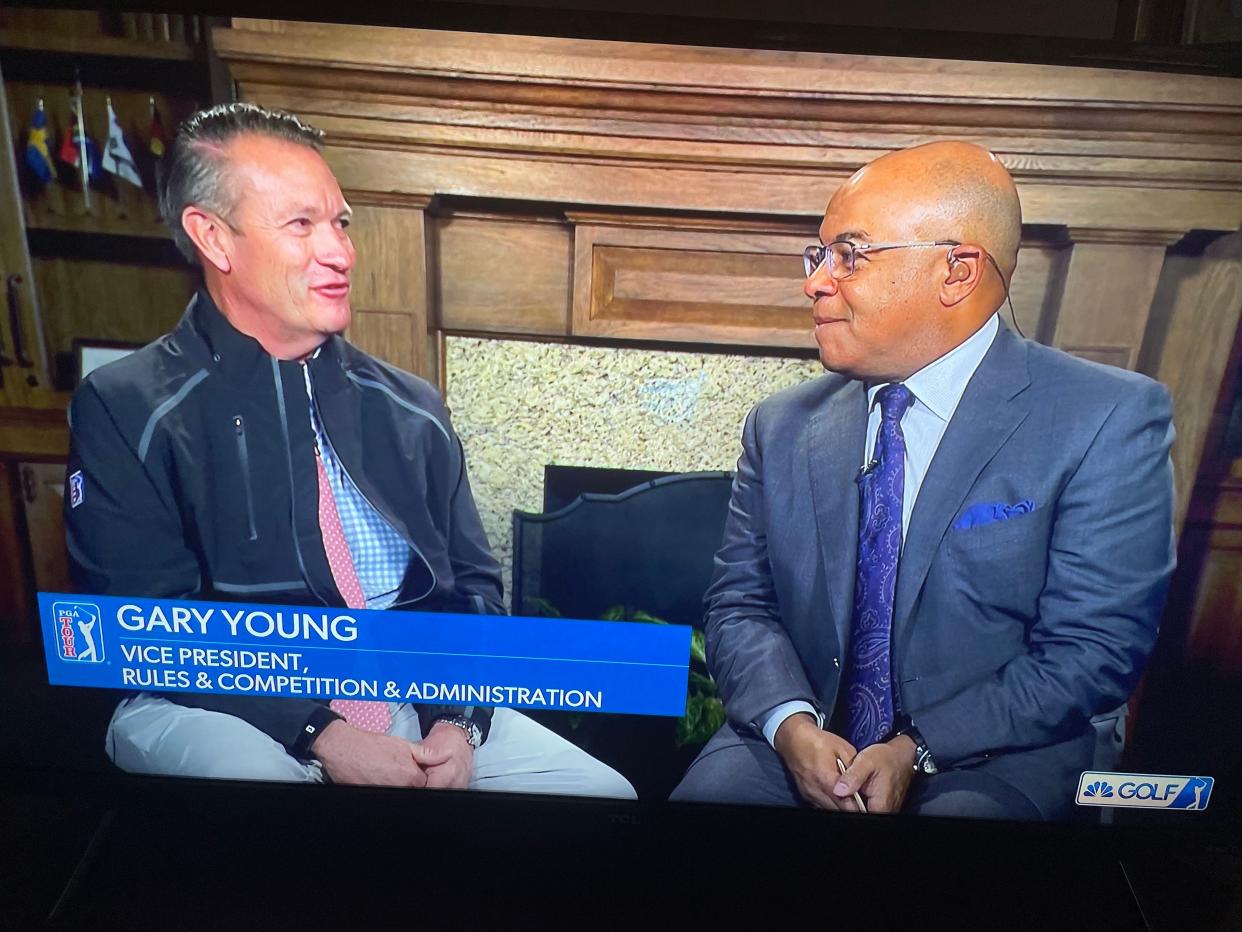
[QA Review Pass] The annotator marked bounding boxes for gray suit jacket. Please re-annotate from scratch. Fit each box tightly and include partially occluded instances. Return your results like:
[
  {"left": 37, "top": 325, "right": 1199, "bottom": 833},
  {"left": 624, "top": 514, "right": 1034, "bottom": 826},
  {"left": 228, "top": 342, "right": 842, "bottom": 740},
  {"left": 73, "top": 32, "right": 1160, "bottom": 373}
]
[{"left": 704, "top": 325, "right": 1176, "bottom": 818}]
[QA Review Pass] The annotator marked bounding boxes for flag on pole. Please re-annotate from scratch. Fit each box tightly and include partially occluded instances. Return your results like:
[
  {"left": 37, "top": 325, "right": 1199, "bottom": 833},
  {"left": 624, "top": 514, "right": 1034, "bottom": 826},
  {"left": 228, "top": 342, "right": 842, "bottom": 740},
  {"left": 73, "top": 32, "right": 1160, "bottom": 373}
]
[
  {"left": 57, "top": 111, "right": 103, "bottom": 183},
  {"left": 24, "top": 99, "right": 55, "bottom": 185},
  {"left": 148, "top": 99, "right": 166, "bottom": 159},
  {"left": 101, "top": 97, "right": 142, "bottom": 187}
]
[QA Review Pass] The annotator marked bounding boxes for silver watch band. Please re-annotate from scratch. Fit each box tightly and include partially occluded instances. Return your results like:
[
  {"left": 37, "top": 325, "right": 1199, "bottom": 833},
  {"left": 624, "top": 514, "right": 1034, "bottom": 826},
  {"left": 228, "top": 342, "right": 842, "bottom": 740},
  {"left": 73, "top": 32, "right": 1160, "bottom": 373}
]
[{"left": 433, "top": 715, "right": 481, "bottom": 749}]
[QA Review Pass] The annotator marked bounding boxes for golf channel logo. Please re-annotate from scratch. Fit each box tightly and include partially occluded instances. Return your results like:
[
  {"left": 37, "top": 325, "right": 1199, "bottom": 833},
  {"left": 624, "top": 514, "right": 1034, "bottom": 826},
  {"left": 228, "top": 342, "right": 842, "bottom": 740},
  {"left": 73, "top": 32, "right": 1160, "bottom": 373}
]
[
  {"left": 52, "top": 600, "right": 105, "bottom": 663},
  {"left": 1077, "top": 772, "right": 1213, "bottom": 811}
]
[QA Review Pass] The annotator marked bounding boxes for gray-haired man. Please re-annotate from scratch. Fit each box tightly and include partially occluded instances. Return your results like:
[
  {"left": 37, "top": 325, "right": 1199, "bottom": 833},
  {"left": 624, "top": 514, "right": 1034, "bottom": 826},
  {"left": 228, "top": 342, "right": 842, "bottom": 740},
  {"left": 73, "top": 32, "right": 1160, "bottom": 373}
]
[{"left": 65, "top": 103, "right": 634, "bottom": 798}]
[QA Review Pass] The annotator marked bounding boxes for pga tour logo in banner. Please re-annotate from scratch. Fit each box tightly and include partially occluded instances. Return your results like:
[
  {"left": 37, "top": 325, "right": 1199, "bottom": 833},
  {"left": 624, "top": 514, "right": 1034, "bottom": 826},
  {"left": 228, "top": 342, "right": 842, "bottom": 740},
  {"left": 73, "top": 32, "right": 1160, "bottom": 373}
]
[
  {"left": 52, "top": 600, "right": 105, "bottom": 663},
  {"left": 1076, "top": 771, "right": 1213, "bottom": 811},
  {"left": 37, "top": 592, "right": 691, "bottom": 718}
]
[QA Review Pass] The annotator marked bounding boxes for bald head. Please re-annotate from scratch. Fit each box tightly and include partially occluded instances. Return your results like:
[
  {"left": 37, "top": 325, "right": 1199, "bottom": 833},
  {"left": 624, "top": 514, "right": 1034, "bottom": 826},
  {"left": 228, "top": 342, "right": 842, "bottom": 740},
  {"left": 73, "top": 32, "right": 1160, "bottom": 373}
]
[
  {"left": 843, "top": 141, "right": 1021, "bottom": 277},
  {"left": 806, "top": 141, "right": 1023, "bottom": 381}
]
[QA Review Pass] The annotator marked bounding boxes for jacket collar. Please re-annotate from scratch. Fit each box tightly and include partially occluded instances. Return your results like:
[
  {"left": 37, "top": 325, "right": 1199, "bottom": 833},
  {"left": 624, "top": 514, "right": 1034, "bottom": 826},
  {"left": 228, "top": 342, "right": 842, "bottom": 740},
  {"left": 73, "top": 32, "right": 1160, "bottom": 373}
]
[{"left": 183, "top": 287, "right": 346, "bottom": 387}]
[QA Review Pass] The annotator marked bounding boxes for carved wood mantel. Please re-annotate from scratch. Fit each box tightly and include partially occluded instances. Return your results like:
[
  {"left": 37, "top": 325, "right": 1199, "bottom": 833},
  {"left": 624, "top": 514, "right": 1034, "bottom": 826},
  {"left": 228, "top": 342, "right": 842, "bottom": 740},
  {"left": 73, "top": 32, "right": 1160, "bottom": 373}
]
[{"left": 214, "top": 19, "right": 1242, "bottom": 531}]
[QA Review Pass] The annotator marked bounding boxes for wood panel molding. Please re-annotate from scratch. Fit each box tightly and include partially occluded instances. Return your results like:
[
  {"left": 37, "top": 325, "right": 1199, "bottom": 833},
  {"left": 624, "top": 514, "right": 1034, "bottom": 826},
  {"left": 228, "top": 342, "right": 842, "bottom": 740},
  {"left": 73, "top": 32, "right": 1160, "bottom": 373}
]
[
  {"left": 343, "top": 190, "right": 434, "bottom": 211},
  {"left": 1066, "top": 227, "right": 1189, "bottom": 246},
  {"left": 571, "top": 221, "right": 813, "bottom": 349},
  {"left": 345, "top": 202, "right": 433, "bottom": 380},
  {"left": 0, "top": 406, "right": 69, "bottom": 460},
  {"left": 213, "top": 21, "right": 1242, "bottom": 234},
  {"left": 1050, "top": 237, "right": 1174, "bottom": 371},
  {"left": 1149, "top": 231, "right": 1242, "bottom": 533}
]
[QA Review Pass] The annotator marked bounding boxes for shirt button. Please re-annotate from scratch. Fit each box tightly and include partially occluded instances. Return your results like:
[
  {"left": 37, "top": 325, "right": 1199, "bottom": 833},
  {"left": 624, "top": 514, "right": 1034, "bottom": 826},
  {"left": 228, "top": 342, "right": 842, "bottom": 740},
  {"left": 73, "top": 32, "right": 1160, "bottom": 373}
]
[
  {"left": 833, "top": 657, "right": 840, "bottom": 668},
  {"left": 212, "top": 353, "right": 221, "bottom": 362}
]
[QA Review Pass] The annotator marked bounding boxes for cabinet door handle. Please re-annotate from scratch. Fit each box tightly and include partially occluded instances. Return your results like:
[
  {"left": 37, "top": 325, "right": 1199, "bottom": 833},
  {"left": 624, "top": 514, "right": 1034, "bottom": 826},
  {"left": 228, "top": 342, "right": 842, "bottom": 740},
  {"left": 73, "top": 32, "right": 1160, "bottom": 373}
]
[
  {"left": 21, "top": 465, "right": 37, "bottom": 504},
  {"left": 7, "top": 274, "right": 34, "bottom": 368},
  {"left": 0, "top": 276, "right": 13, "bottom": 370}
]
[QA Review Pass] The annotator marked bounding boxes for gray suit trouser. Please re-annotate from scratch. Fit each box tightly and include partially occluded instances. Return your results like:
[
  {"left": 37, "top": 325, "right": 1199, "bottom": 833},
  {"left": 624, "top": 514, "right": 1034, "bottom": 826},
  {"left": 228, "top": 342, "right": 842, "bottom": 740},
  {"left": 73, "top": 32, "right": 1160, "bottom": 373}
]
[{"left": 670, "top": 724, "right": 1042, "bottom": 820}]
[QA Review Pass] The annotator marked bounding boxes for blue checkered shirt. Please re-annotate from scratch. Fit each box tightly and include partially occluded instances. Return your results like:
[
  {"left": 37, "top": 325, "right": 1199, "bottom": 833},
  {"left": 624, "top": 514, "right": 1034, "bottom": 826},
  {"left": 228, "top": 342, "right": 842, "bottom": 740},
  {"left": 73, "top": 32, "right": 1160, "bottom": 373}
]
[{"left": 303, "top": 364, "right": 410, "bottom": 610}]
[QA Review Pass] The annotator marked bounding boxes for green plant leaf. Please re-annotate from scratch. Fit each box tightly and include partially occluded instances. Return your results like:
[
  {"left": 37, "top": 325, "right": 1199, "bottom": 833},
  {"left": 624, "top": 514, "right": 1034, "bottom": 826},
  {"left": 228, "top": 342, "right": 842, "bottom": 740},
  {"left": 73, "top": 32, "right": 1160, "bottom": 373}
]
[
  {"left": 631, "top": 610, "right": 668, "bottom": 625},
  {"left": 690, "top": 628, "right": 708, "bottom": 667},
  {"left": 688, "top": 669, "right": 717, "bottom": 695},
  {"left": 599, "top": 604, "right": 627, "bottom": 622},
  {"left": 676, "top": 695, "right": 704, "bottom": 747},
  {"left": 525, "top": 597, "right": 561, "bottom": 618}
]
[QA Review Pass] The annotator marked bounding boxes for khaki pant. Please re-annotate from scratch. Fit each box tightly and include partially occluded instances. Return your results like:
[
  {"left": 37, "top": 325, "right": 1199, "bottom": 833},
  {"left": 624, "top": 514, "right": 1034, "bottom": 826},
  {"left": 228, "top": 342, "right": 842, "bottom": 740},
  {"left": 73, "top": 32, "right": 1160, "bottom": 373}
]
[{"left": 106, "top": 694, "right": 636, "bottom": 799}]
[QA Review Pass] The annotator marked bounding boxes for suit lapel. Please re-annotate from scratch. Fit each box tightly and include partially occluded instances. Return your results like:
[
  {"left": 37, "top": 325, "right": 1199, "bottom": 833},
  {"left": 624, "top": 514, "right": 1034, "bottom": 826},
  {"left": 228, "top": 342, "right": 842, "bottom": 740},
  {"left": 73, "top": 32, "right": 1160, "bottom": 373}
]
[
  {"left": 892, "top": 327, "right": 1033, "bottom": 654},
  {"left": 807, "top": 378, "right": 868, "bottom": 655}
]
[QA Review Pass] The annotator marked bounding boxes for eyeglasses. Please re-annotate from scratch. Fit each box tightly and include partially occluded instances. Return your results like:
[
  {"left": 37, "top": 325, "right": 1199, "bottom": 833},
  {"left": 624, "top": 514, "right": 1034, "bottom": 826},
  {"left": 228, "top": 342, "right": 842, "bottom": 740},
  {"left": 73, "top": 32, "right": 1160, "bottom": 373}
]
[
  {"left": 802, "top": 239, "right": 960, "bottom": 280},
  {"left": 802, "top": 238, "right": 1024, "bottom": 337}
]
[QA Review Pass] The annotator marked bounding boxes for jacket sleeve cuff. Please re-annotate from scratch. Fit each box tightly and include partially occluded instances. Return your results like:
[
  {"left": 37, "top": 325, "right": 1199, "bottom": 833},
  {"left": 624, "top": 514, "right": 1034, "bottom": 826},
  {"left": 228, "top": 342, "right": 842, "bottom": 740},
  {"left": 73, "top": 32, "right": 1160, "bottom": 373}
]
[{"left": 295, "top": 704, "right": 343, "bottom": 757}]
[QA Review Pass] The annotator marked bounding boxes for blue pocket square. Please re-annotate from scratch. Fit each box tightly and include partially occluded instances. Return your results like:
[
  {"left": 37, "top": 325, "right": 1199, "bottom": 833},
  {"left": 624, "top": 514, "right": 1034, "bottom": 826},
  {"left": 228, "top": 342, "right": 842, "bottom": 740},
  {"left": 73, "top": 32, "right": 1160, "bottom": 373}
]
[{"left": 953, "top": 499, "right": 1035, "bottom": 530}]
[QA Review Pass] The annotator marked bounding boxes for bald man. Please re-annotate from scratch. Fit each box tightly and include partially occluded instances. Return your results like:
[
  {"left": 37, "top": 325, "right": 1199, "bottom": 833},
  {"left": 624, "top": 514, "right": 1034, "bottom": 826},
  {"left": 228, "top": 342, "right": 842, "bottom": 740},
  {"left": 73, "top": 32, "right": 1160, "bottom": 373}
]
[{"left": 670, "top": 142, "right": 1175, "bottom": 821}]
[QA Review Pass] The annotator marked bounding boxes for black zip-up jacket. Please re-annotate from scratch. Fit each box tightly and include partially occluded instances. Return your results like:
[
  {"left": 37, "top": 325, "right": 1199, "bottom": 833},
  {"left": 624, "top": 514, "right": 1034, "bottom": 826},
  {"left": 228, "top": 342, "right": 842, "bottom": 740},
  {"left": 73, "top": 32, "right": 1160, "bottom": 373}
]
[{"left": 64, "top": 289, "right": 503, "bottom": 754}]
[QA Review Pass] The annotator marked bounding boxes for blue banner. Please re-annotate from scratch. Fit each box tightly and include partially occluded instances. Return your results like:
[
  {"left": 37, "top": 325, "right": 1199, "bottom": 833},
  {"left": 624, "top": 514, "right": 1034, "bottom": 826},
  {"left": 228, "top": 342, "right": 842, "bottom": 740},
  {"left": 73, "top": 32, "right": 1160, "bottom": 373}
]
[{"left": 38, "top": 593, "right": 691, "bottom": 717}]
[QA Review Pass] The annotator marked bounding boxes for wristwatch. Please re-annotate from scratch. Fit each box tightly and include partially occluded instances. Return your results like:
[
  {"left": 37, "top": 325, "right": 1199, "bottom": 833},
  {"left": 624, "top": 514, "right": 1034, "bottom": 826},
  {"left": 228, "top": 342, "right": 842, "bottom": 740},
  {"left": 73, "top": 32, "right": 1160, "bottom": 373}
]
[
  {"left": 884, "top": 716, "right": 938, "bottom": 776},
  {"left": 432, "top": 714, "right": 483, "bottom": 749},
  {"left": 907, "top": 727, "right": 938, "bottom": 776}
]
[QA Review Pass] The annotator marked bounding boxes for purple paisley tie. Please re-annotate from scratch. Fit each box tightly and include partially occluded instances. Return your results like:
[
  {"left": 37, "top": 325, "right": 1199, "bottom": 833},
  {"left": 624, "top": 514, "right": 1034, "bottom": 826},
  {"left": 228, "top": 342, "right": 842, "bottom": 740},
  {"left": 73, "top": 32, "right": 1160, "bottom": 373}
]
[{"left": 845, "top": 383, "right": 914, "bottom": 751}]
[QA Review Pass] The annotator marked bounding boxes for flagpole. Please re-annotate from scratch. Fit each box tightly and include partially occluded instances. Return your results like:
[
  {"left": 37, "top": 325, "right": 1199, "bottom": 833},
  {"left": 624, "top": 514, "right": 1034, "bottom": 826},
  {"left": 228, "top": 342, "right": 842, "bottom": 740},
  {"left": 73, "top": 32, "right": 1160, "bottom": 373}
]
[{"left": 73, "top": 71, "right": 91, "bottom": 211}]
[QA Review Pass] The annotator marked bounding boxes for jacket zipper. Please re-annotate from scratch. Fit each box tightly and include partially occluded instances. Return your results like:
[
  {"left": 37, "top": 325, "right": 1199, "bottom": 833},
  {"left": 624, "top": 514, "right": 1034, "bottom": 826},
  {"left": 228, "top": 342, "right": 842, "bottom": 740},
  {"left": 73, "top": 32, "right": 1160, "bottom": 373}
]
[
  {"left": 303, "top": 362, "right": 438, "bottom": 605},
  {"left": 232, "top": 415, "right": 259, "bottom": 542},
  {"left": 272, "top": 358, "right": 330, "bottom": 607}
]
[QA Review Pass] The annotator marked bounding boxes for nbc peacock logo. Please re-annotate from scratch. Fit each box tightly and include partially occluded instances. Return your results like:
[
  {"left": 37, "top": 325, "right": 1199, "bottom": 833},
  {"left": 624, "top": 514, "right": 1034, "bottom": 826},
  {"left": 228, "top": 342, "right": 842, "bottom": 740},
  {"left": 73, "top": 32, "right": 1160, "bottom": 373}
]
[{"left": 1077, "top": 771, "right": 1213, "bottom": 810}]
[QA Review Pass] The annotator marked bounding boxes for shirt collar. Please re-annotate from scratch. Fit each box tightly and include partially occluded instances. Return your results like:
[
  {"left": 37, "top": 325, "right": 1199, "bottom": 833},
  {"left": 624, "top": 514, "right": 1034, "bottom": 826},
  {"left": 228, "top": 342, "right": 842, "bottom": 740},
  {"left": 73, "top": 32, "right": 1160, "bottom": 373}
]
[{"left": 867, "top": 313, "right": 1000, "bottom": 422}]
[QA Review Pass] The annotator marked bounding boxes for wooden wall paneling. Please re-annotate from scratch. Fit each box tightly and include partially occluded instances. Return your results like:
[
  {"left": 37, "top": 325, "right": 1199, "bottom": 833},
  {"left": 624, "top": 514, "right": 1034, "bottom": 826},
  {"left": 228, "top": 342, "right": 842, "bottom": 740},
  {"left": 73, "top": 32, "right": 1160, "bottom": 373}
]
[
  {"left": 0, "top": 408, "right": 69, "bottom": 460},
  {"left": 319, "top": 147, "right": 1242, "bottom": 236},
  {"left": 570, "top": 216, "right": 817, "bottom": 349},
  {"left": 0, "top": 9, "right": 103, "bottom": 34},
  {"left": 247, "top": 85, "right": 1242, "bottom": 181},
  {"left": 31, "top": 255, "right": 195, "bottom": 390},
  {"left": 19, "top": 461, "right": 69, "bottom": 598},
  {"left": 217, "top": 20, "right": 1242, "bottom": 110},
  {"left": 0, "top": 461, "right": 34, "bottom": 644},
  {"left": 343, "top": 198, "right": 433, "bottom": 381},
  {"left": 1049, "top": 228, "right": 1185, "bottom": 369},
  {"left": 0, "top": 58, "right": 42, "bottom": 408},
  {"left": 1145, "top": 231, "right": 1242, "bottom": 533},
  {"left": 1181, "top": 466, "right": 1242, "bottom": 670},
  {"left": 435, "top": 212, "right": 572, "bottom": 338},
  {"left": 1009, "top": 232, "right": 1072, "bottom": 344}
]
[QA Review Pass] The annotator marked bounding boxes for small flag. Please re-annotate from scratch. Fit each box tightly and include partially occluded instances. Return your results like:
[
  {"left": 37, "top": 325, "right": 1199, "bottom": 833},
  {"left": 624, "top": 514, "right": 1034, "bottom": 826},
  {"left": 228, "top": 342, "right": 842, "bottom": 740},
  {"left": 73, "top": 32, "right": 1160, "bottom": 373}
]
[
  {"left": 101, "top": 98, "right": 142, "bottom": 187},
  {"left": 148, "top": 99, "right": 166, "bottom": 159},
  {"left": 58, "top": 111, "right": 103, "bottom": 184},
  {"left": 24, "top": 99, "right": 55, "bottom": 185}
]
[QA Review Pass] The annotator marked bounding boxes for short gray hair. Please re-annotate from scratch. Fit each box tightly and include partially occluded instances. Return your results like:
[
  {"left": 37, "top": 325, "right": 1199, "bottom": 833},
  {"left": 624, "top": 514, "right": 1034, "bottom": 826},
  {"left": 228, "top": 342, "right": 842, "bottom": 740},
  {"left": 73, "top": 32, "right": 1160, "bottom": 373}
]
[{"left": 158, "top": 102, "right": 326, "bottom": 264}]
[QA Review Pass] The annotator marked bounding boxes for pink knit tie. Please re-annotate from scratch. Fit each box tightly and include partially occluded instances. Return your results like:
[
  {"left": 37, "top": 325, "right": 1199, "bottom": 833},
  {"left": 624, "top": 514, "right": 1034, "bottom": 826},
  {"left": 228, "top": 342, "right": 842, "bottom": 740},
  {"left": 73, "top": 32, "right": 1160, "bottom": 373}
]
[{"left": 316, "top": 452, "right": 392, "bottom": 734}]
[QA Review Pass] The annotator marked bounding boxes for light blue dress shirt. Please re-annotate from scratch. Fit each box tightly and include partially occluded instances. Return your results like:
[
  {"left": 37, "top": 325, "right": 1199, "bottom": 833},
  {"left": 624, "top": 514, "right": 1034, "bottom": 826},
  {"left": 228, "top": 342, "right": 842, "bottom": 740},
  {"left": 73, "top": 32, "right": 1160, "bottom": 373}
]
[
  {"left": 759, "top": 314, "right": 1001, "bottom": 747},
  {"left": 302, "top": 362, "right": 411, "bottom": 611}
]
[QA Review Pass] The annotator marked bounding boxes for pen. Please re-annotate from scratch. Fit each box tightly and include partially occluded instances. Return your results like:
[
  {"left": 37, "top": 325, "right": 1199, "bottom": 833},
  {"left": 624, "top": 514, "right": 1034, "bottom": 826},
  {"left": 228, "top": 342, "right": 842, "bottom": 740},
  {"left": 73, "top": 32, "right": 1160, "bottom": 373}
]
[{"left": 836, "top": 757, "right": 867, "bottom": 813}]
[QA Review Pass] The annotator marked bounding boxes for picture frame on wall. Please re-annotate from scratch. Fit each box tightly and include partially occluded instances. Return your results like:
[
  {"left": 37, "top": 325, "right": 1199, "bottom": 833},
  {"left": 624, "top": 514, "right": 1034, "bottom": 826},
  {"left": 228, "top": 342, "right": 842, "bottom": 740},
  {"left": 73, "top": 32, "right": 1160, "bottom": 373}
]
[{"left": 73, "top": 339, "right": 142, "bottom": 383}]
